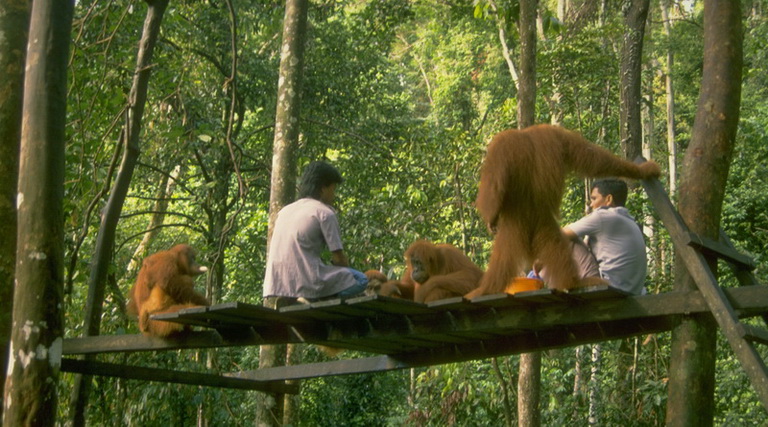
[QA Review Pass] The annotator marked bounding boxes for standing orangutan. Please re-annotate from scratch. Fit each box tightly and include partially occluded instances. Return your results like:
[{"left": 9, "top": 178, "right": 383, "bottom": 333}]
[
  {"left": 127, "top": 244, "right": 209, "bottom": 337},
  {"left": 380, "top": 240, "right": 483, "bottom": 303},
  {"left": 465, "top": 124, "right": 660, "bottom": 298}
]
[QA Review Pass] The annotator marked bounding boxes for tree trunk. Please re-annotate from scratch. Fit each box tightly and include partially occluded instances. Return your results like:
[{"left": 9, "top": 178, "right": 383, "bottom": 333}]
[
  {"left": 69, "top": 1, "right": 169, "bottom": 425},
  {"left": 517, "top": 0, "right": 537, "bottom": 128},
  {"left": 615, "top": 1, "right": 650, "bottom": 416},
  {"left": 572, "top": 345, "right": 585, "bottom": 417},
  {"left": 0, "top": 0, "right": 30, "bottom": 419},
  {"left": 3, "top": 0, "right": 72, "bottom": 424},
  {"left": 517, "top": 353, "right": 541, "bottom": 427},
  {"left": 516, "top": 1, "right": 540, "bottom": 426},
  {"left": 588, "top": 344, "right": 602, "bottom": 425},
  {"left": 489, "top": 0, "right": 519, "bottom": 86},
  {"left": 126, "top": 165, "right": 182, "bottom": 275},
  {"left": 619, "top": 0, "right": 650, "bottom": 161},
  {"left": 491, "top": 357, "right": 514, "bottom": 426},
  {"left": 642, "top": 58, "right": 660, "bottom": 284},
  {"left": 257, "top": 0, "right": 308, "bottom": 425},
  {"left": 666, "top": 0, "right": 743, "bottom": 425},
  {"left": 660, "top": 0, "right": 678, "bottom": 196}
]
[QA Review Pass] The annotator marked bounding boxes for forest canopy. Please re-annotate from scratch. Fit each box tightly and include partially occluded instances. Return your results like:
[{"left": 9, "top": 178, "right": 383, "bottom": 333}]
[{"left": 2, "top": 0, "right": 767, "bottom": 425}]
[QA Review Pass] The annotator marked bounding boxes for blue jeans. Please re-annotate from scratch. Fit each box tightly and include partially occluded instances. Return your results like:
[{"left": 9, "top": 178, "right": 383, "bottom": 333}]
[{"left": 336, "top": 268, "right": 368, "bottom": 297}]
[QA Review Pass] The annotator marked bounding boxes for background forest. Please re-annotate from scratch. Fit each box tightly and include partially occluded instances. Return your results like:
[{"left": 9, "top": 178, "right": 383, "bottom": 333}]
[{"left": 6, "top": 0, "right": 768, "bottom": 425}]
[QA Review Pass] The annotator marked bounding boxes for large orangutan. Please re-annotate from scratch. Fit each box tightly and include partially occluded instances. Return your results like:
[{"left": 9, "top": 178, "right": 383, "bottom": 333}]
[
  {"left": 127, "top": 244, "right": 210, "bottom": 337},
  {"left": 380, "top": 240, "right": 483, "bottom": 303},
  {"left": 465, "top": 124, "right": 660, "bottom": 298}
]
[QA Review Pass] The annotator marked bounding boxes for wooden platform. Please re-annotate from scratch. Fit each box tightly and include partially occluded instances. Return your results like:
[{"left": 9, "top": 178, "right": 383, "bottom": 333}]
[
  {"left": 59, "top": 177, "right": 768, "bottom": 409},
  {"left": 62, "top": 285, "right": 768, "bottom": 384}
]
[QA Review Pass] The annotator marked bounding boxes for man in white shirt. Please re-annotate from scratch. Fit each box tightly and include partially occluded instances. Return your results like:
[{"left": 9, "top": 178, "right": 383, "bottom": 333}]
[
  {"left": 563, "top": 179, "right": 647, "bottom": 295},
  {"left": 263, "top": 161, "right": 367, "bottom": 301}
]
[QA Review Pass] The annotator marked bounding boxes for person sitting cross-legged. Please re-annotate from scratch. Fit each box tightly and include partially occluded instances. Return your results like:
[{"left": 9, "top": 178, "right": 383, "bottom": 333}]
[
  {"left": 263, "top": 161, "right": 368, "bottom": 306},
  {"left": 562, "top": 178, "right": 648, "bottom": 295}
]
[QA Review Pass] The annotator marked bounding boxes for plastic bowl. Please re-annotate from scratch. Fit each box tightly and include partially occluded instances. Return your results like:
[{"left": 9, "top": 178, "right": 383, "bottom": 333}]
[{"left": 505, "top": 277, "right": 544, "bottom": 294}]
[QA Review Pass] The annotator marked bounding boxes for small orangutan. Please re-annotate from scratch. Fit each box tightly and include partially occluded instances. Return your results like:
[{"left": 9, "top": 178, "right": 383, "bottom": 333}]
[
  {"left": 127, "top": 244, "right": 210, "bottom": 337},
  {"left": 381, "top": 240, "right": 483, "bottom": 303},
  {"left": 465, "top": 124, "right": 661, "bottom": 298},
  {"left": 364, "top": 269, "right": 416, "bottom": 299}
]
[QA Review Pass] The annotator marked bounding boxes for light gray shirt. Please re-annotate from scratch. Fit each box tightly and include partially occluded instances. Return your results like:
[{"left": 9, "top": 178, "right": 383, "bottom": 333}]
[
  {"left": 263, "top": 198, "right": 357, "bottom": 299},
  {"left": 567, "top": 206, "right": 647, "bottom": 295}
]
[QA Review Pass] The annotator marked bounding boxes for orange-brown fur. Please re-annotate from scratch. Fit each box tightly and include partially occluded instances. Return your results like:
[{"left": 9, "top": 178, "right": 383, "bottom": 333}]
[
  {"left": 364, "top": 269, "right": 401, "bottom": 296},
  {"left": 388, "top": 240, "right": 483, "bottom": 303},
  {"left": 127, "top": 244, "right": 209, "bottom": 337},
  {"left": 366, "top": 269, "right": 416, "bottom": 299},
  {"left": 465, "top": 124, "right": 660, "bottom": 298}
]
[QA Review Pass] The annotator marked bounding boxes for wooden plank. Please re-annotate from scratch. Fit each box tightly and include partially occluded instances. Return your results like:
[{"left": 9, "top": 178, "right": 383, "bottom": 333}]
[
  {"left": 426, "top": 296, "right": 475, "bottom": 311},
  {"left": 286, "top": 311, "right": 448, "bottom": 354},
  {"left": 718, "top": 230, "right": 762, "bottom": 287},
  {"left": 728, "top": 286, "right": 768, "bottom": 318},
  {"left": 150, "top": 306, "right": 214, "bottom": 327},
  {"left": 343, "top": 294, "right": 434, "bottom": 315},
  {"left": 60, "top": 358, "right": 298, "bottom": 394},
  {"left": 740, "top": 324, "right": 768, "bottom": 346},
  {"left": 393, "top": 311, "right": 491, "bottom": 344},
  {"left": 469, "top": 293, "right": 529, "bottom": 308},
  {"left": 279, "top": 300, "right": 356, "bottom": 321},
  {"left": 341, "top": 306, "right": 522, "bottom": 352},
  {"left": 324, "top": 315, "right": 443, "bottom": 353},
  {"left": 228, "top": 355, "right": 410, "bottom": 382},
  {"left": 376, "top": 287, "right": 768, "bottom": 347},
  {"left": 643, "top": 177, "right": 768, "bottom": 411},
  {"left": 687, "top": 231, "right": 756, "bottom": 271},
  {"left": 513, "top": 288, "right": 568, "bottom": 304},
  {"left": 63, "top": 329, "right": 271, "bottom": 355},
  {"left": 566, "top": 285, "right": 632, "bottom": 301},
  {"left": 203, "top": 301, "right": 293, "bottom": 324},
  {"left": 229, "top": 316, "right": 675, "bottom": 382},
  {"left": 63, "top": 286, "right": 768, "bottom": 356},
  {"left": 314, "top": 298, "right": 379, "bottom": 317},
  {"left": 152, "top": 302, "right": 293, "bottom": 328},
  {"left": 394, "top": 315, "right": 674, "bottom": 367},
  {"left": 469, "top": 289, "right": 568, "bottom": 307},
  {"left": 292, "top": 319, "right": 415, "bottom": 354}
]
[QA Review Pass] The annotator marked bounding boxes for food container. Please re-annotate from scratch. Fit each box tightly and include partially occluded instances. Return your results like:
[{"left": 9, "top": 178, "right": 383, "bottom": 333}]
[{"left": 505, "top": 277, "right": 544, "bottom": 294}]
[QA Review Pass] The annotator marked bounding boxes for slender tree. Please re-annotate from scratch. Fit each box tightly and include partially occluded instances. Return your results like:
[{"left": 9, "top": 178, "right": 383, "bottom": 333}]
[
  {"left": 489, "top": 0, "right": 519, "bottom": 86},
  {"left": 666, "top": 0, "right": 743, "bottom": 424},
  {"left": 0, "top": 0, "right": 30, "bottom": 418},
  {"left": 3, "top": 0, "right": 73, "bottom": 424},
  {"left": 69, "top": 1, "right": 169, "bottom": 424},
  {"left": 126, "top": 166, "right": 182, "bottom": 275},
  {"left": 615, "top": 0, "right": 650, "bottom": 417},
  {"left": 619, "top": 0, "right": 650, "bottom": 161},
  {"left": 660, "top": 0, "right": 677, "bottom": 195},
  {"left": 257, "top": 0, "right": 308, "bottom": 425},
  {"left": 517, "top": 1, "right": 540, "bottom": 426}
]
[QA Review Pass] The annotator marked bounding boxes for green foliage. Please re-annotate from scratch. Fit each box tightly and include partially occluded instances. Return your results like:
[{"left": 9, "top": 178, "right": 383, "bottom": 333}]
[
  {"left": 407, "top": 361, "right": 513, "bottom": 426},
  {"left": 54, "top": 0, "right": 768, "bottom": 425},
  {"left": 300, "top": 369, "right": 410, "bottom": 426}
]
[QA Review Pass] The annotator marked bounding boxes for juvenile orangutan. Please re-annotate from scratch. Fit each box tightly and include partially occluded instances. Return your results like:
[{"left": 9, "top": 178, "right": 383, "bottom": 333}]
[
  {"left": 127, "top": 244, "right": 209, "bottom": 337},
  {"left": 382, "top": 240, "right": 483, "bottom": 303},
  {"left": 465, "top": 124, "right": 660, "bottom": 298}
]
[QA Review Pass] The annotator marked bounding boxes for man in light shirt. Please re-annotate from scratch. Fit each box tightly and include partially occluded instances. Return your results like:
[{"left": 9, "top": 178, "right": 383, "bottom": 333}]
[
  {"left": 263, "top": 161, "right": 368, "bottom": 303},
  {"left": 563, "top": 179, "right": 648, "bottom": 295}
]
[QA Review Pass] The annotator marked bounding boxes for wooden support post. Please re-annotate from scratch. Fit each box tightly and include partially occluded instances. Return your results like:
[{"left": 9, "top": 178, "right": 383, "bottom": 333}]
[{"left": 642, "top": 177, "right": 768, "bottom": 411}]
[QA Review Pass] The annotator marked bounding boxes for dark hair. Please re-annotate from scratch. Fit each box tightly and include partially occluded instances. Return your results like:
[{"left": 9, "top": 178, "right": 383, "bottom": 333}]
[
  {"left": 591, "top": 178, "right": 628, "bottom": 207},
  {"left": 298, "top": 161, "right": 343, "bottom": 199}
]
